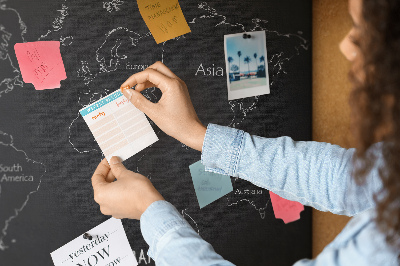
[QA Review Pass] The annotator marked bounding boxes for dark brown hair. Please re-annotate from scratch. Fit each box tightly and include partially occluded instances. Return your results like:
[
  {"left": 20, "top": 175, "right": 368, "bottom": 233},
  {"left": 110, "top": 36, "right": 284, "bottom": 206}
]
[{"left": 350, "top": 0, "right": 400, "bottom": 251}]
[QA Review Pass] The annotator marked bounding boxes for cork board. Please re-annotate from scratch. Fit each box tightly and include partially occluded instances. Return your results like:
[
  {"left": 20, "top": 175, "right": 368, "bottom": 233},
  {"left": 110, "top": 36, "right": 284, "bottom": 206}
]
[{"left": 312, "top": 0, "right": 353, "bottom": 257}]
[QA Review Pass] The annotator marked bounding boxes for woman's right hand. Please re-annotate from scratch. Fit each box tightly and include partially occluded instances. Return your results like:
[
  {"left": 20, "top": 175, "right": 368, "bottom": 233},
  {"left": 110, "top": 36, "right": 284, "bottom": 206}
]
[{"left": 120, "top": 61, "right": 206, "bottom": 152}]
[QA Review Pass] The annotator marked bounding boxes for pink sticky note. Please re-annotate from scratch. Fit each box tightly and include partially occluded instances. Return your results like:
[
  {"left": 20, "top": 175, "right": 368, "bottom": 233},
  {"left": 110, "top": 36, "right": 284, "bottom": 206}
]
[
  {"left": 14, "top": 41, "right": 66, "bottom": 90},
  {"left": 269, "top": 191, "right": 304, "bottom": 224}
]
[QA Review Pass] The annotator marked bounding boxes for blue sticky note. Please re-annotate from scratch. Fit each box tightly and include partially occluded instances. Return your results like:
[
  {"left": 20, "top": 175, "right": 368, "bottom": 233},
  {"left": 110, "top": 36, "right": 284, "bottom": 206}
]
[{"left": 189, "top": 161, "right": 233, "bottom": 209}]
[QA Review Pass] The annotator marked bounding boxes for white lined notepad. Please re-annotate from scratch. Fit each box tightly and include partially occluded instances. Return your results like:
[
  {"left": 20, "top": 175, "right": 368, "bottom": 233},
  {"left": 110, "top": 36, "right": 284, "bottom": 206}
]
[{"left": 80, "top": 90, "right": 158, "bottom": 162}]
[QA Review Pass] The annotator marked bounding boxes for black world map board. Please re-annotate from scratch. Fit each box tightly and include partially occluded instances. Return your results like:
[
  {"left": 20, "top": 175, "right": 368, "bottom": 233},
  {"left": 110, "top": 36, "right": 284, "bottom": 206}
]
[{"left": 0, "top": 0, "right": 312, "bottom": 265}]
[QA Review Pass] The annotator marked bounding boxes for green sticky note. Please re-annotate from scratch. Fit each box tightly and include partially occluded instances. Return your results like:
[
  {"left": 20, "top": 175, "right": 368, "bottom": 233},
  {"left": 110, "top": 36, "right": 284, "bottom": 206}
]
[{"left": 189, "top": 161, "right": 233, "bottom": 209}]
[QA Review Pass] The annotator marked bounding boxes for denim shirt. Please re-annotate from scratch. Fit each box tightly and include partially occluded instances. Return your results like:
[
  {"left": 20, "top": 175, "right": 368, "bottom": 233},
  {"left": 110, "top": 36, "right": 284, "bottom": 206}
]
[{"left": 140, "top": 124, "right": 399, "bottom": 265}]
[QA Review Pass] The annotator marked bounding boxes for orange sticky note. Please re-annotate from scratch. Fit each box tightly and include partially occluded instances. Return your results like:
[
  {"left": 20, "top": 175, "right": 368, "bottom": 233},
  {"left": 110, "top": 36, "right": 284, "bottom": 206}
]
[
  {"left": 14, "top": 41, "right": 67, "bottom": 90},
  {"left": 137, "top": 0, "right": 191, "bottom": 44},
  {"left": 269, "top": 191, "right": 304, "bottom": 224}
]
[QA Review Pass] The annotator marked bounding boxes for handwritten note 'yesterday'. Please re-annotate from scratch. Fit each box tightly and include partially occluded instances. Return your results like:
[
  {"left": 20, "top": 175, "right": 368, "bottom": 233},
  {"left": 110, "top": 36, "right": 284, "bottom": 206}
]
[
  {"left": 137, "top": 0, "right": 191, "bottom": 44},
  {"left": 14, "top": 41, "right": 66, "bottom": 90},
  {"left": 51, "top": 218, "right": 137, "bottom": 266}
]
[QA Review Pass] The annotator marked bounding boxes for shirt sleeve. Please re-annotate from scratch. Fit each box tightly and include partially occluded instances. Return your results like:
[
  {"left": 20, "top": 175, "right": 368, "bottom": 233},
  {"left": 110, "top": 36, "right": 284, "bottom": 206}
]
[
  {"left": 201, "top": 123, "right": 384, "bottom": 216},
  {"left": 140, "top": 200, "right": 235, "bottom": 266}
]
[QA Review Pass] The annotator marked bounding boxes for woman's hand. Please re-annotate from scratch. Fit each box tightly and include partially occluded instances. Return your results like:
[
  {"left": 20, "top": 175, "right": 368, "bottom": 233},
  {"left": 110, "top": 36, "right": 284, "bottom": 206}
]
[
  {"left": 120, "top": 61, "right": 206, "bottom": 152},
  {"left": 91, "top": 157, "right": 164, "bottom": 220}
]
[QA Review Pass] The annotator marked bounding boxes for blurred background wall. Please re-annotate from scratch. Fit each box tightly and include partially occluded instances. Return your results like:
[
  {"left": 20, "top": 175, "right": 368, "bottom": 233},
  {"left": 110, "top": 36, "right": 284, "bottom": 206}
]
[{"left": 312, "top": 0, "right": 353, "bottom": 257}]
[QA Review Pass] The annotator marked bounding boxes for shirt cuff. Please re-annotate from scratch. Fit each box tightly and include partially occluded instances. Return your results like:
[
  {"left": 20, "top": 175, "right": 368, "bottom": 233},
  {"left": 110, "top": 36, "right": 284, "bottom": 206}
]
[
  {"left": 140, "top": 200, "right": 189, "bottom": 259},
  {"left": 201, "top": 123, "right": 245, "bottom": 176}
]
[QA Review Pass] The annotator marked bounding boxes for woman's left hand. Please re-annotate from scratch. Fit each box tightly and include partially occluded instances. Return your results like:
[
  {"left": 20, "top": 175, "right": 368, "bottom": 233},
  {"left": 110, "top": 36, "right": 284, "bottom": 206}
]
[{"left": 91, "top": 157, "right": 165, "bottom": 219}]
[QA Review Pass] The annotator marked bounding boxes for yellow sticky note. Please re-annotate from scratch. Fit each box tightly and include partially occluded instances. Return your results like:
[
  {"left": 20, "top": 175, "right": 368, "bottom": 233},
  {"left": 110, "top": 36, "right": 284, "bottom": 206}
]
[{"left": 137, "top": 0, "right": 191, "bottom": 44}]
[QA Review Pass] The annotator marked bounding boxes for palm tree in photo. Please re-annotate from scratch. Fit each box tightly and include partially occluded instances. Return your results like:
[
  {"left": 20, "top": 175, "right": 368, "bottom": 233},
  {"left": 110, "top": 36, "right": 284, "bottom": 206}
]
[
  {"left": 227, "top": 56, "right": 234, "bottom": 83},
  {"left": 231, "top": 64, "right": 239, "bottom": 73},
  {"left": 260, "top": 55, "right": 266, "bottom": 76},
  {"left": 237, "top": 51, "right": 242, "bottom": 78},
  {"left": 244, "top": 56, "right": 251, "bottom": 78},
  {"left": 228, "top": 56, "right": 234, "bottom": 73},
  {"left": 253, "top": 53, "right": 258, "bottom": 75}
]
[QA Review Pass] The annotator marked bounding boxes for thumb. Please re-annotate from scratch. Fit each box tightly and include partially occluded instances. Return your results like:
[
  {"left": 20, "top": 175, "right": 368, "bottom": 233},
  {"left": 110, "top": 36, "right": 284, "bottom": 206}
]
[
  {"left": 122, "top": 88, "right": 154, "bottom": 114},
  {"left": 109, "top": 156, "right": 128, "bottom": 178}
]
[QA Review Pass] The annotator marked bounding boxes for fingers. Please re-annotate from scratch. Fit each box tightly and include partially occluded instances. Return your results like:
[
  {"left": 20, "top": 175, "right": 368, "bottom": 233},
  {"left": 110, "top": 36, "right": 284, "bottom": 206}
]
[
  {"left": 135, "top": 81, "right": 156, "bottom": 92},
  {"left": 99, "top": 206, "right": 110, "bottom": 215},
  {"left": 105, "top": 169, "right": 116, "bottom": 183},
  {"left": 91, "top": 158, "right": 110, "bottom": 189},
  {"left": 95, "top": 159, "right": 115, "bottom": 183},
  {"left": 121, "top": 89, "right": 157, "bottom": 115},
  {"left": 147, "top": 61, "right": 179, "bottom": 79},
  {"left": 120, "top": 68, "right": 174, "bottom": 94},
  {"left": 119, "top": 61, "right": 183, "bottom": 119},
  {"left": 109, "top": 156, "right": 129, "bottom": 178},
  {"left": 131, "top": 62, "right": 180, "bottom": 92}
]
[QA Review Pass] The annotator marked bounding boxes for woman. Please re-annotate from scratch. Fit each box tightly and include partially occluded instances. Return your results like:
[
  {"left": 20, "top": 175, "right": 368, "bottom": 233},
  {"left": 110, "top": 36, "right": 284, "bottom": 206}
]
[{"left": 90, "top": 0, "right": 400, "bottom": 264}]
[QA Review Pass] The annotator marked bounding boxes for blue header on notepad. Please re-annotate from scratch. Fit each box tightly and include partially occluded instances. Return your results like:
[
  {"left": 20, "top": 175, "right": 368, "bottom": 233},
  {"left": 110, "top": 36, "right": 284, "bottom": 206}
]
[{"left": 80, "top": 91, "right": 123, "bottom": 117}]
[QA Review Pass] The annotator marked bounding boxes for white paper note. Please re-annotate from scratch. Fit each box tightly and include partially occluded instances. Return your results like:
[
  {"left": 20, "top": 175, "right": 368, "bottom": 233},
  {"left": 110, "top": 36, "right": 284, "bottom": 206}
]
[
  {"left": 51, "top": 218, "right": 137, "bottom": 266},
  {"left": 79, "top": 90, "right": 158, "bottom": 162}
]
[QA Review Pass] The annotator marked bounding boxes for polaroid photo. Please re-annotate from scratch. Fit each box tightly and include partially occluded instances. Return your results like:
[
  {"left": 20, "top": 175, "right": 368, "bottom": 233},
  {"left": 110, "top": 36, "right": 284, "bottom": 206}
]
[{"left": 224, "top": 30, "right": 270, "bottom": 100}]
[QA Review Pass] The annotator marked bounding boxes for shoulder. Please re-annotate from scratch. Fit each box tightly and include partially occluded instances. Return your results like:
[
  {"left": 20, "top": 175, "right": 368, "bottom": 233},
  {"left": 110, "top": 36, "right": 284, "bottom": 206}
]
[
  {"left": 327, "top": 209, "right": 399, "bottom": 265},
  {"left": 356, "top": 210, "right": 399, "bottom": 264}
]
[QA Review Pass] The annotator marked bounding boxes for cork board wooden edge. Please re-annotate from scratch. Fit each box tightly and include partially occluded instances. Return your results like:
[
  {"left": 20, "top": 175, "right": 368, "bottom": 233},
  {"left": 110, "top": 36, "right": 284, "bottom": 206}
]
[{"left": 312, "top": 0, "right": 353, "bottom": 258}]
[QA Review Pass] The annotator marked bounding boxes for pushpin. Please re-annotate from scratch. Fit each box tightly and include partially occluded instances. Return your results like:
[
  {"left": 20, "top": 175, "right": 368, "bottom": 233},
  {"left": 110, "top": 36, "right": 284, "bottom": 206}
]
[
  {"left": 243, "top": 33, "right": 251, "bottom": 39},
  {"left": 120, "top": 85, "right": 130, "bottom": 92},
  {"left": 83, "top": 233, "right": 97, "bottom": 241}
]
